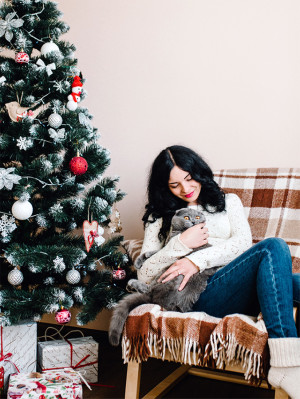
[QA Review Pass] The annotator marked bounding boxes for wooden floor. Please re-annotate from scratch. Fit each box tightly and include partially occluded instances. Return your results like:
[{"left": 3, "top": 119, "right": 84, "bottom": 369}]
[{"left": 37, "top": 323, "right": 275, "bottom": 399}]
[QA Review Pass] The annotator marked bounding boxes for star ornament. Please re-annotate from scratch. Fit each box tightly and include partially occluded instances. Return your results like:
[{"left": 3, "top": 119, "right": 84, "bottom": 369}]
[{"left": 0, "top": 167, "right": 22, "bottom": 190}]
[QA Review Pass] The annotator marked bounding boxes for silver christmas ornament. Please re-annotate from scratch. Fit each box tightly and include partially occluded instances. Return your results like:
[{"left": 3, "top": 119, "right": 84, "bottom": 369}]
[
  {"left": 66, "top": 268, "right": 81, "bottom": 284},
  {"left": 48, "top": 113, "right": 63, "bottom": 129},
  {"left": 8, "top": 267, "right": 23, "bottom": 285}
]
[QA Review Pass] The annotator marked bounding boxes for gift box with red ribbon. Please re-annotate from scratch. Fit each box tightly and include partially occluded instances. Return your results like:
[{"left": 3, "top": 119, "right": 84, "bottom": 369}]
[
  {"left": 0, "top": 322, "right": 37, "bottom": 393},
  {"left": 37, "top": 337, "right": 98, "bottom": 383},
  {"left": 7, "top": 368, "right": 82, "bottom": 399}
]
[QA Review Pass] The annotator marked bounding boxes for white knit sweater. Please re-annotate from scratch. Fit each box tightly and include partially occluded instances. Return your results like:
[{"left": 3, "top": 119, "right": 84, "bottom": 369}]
[{"left": 137, "top": 193, "right": 253, "bottom": 284}]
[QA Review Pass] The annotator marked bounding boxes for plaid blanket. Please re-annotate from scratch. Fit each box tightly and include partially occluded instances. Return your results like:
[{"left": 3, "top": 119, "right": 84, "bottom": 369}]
[
  {"left": 122, "top": 304, "right": 269, "bottom": 383},
  {"left": 121, "top": 168, "right": 299, "bottom": 384},
  {"left": 214, "top": 168, "right": 300, "bottom": 273}
]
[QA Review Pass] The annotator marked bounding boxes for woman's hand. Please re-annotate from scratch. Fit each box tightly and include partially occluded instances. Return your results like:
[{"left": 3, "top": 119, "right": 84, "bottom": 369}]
[
  {"left": 180, "top": 223, "right": 209, "bottom": 249},
  {"left": 157, "top": 258, "right": 199, "bottom": 291}
]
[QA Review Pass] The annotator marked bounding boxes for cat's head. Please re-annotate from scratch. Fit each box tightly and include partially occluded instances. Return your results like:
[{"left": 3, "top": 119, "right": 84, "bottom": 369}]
[{"left": 171, "top": 208, "right": 206, "bottom": 231}]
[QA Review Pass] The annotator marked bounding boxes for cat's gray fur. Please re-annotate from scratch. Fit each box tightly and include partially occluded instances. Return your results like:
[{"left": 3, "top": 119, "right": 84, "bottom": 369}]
[{"left": 109, "top": 208, "right": 220, "bottom": 346}]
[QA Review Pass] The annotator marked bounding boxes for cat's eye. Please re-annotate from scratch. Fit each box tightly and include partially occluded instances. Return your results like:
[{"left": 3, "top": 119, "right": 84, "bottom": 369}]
[
  {"left": 184, "top": 216, "right": 190, "bottom": 220},
  {"left": 195, "top": 216, "right": 200, "bottom": 219}
]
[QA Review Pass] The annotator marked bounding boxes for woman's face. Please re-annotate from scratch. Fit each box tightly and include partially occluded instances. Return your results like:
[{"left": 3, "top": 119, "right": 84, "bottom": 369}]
[{"left": 168, "top": 166, "right": 201, "bottom": 205}]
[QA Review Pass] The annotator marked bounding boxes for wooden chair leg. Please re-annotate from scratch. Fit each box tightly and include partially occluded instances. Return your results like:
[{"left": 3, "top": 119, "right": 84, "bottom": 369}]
[
  {"left": 125, "top": 360, "right": 142, "bottom": 399},
  {"left": 274, "top": 387, "right": 289, "bottom": 399}
]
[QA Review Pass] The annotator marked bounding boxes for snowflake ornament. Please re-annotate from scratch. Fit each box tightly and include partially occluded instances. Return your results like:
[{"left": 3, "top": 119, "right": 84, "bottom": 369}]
[
  {"left": 53, "top": 256, "right": 66, "bottom": 272},
  {"left": 0, "top": 214, "right": 17, "bottom": 238},
  {"left": 0, "top": 167, "right": 22, "bottom": 190},
  {"left": 16, "top": 137, "right": 33, "bottom": 151},
  {"left": 53, "top": 80, "right": 70, "bottom": 94}
]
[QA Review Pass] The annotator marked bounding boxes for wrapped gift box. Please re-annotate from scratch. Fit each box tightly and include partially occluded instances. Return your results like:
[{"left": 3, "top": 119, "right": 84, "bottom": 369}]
[
  {"left": 38, "top": 336, "right": 98, "bottom": 383},
  {"left": 0, "top": 322, "right": 37, "bottom": 391},
  {"left": 7, "top": 368, "right": 82, "bottom": 399}
]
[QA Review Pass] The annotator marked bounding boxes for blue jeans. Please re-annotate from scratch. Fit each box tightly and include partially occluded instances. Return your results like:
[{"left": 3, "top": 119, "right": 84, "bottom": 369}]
[
  {"left": 192, "top": 238, "right": 298, "bottom": 338},
  {"left": 293, "top": 273, "right": 300, "bottom": 304}
]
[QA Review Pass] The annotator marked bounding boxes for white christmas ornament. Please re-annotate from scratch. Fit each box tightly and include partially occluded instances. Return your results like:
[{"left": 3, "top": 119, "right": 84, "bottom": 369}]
[
  {"left": 8, "top": 267, "right": 23, "bottom": 285},
  {"left": 11, "top": 200, "right": 33, "bottom": 220},
  {"left": 48, "top": 113, "right": 62, "bottom": 128},
  {"left": 41, "top": 41, "right": 60, "bottom": 56},
  {"left": 66, "top": 268, "right": 81, "bottom": 284}
]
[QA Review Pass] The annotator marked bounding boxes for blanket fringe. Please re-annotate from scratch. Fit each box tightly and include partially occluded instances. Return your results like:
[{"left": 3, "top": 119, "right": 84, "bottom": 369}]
[
  {"left": 205, "top": 332, "right": 265, "bottom": 383},
  {"left": 122, "top": 332, "right": 205, "bottom": 366},
  {"left": 122, "top": 330, "right": 266, "bottom": 384}
]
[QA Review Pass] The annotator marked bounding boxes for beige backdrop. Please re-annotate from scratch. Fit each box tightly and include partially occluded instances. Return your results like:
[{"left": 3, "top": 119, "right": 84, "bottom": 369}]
[
  {"left": 58, "top": 0, "right": 300, "bottom": 242},
  {"left": 7, "top": 0, "right": 296, "bottom": 328}
]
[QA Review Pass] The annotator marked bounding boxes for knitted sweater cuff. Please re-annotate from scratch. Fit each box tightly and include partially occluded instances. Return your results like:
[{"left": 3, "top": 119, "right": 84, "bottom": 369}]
[{"left": 268, "top": 338, "right": 300, "bottom": 367}]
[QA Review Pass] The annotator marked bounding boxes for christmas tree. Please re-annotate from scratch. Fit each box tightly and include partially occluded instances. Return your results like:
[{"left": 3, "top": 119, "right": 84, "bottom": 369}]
[{"left": 0, "top": 0, "right": 130, "bottom": 326}]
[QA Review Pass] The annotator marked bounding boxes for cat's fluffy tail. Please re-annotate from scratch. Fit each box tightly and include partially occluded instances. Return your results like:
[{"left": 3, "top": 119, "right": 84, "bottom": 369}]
[{"left": 108, "top": 292, "right": 150, "bottom": 346}]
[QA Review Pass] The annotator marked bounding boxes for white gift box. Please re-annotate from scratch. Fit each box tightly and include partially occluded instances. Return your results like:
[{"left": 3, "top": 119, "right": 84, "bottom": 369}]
[
  {"left": 0, "top": 321, "right": 37, "bottom": 390},
  {"left": 37, "top": 336, "right": 98, "bottom": 383}
]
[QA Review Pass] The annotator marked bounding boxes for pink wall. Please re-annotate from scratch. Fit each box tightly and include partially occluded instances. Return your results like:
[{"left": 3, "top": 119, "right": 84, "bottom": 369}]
[{"left": 59, "top": 0, "right": 300, "bottom": 241}]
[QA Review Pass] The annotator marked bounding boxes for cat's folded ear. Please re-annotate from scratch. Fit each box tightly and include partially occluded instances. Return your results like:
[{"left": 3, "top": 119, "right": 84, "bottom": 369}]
[{"left": 175, "top": 208, "right": 187, "bottom": 216}]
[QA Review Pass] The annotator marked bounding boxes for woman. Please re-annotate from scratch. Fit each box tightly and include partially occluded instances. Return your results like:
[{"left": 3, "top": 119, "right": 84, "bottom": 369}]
[{"left": 137, "top": 145, "right": 299, "bottom": 399}]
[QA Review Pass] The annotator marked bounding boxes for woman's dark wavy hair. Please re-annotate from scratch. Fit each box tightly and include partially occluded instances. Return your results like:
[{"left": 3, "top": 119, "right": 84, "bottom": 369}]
[{"left": 142, "top": 145, "right": 225, "bottom": 241}]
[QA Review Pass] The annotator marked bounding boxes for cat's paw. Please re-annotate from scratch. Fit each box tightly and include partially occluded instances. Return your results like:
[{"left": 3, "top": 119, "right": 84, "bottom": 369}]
[
  {"left": 126, "top": 279, "right": 138, "bottom": 292},
  {"left": 134, "top": 256, "right": 144, "bottom": 269},
  {"left": 127, "top": 279, "right": 149, "bottom": 294}
]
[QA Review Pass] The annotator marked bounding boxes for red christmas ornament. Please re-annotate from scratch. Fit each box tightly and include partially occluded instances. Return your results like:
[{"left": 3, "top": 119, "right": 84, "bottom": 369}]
[
  {"left": 55, "top": 307, "right": 71, "bottom": 324},
  {"left": 113, "top": 267, "right": 126, "bottom": 280},
  {"left": 15, "top": 51, "right": 29, "bottom": 64},
  {"left": 69, "top": 156, "right": 88, "bottom": 175}
]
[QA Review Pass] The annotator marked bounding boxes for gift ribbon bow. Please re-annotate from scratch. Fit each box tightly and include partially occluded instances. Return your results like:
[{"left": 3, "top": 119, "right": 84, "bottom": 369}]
[
  {"left": 0, "top": 326, "right": 20, "bottom": 373},
  {"left": 36, "top": 59, "right": 56, "bottom": 76}
]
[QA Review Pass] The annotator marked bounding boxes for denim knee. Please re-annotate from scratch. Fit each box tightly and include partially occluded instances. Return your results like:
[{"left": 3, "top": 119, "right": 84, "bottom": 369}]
[
  {"left": 256, "top": 237, "right": 292, "bottom": 272},
  {"left": 261, "top": 237, "right": 289, "bottom": 251}
]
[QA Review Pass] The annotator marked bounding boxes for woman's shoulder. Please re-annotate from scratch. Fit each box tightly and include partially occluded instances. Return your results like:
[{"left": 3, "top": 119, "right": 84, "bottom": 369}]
[{"left": 224, "top": 192, "right": 244, "bottom": 207}]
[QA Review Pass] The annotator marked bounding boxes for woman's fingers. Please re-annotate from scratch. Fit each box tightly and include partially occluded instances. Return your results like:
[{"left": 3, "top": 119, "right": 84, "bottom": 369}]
[{"left": 178, "top": 274, "right": 191, "bottom": 291}]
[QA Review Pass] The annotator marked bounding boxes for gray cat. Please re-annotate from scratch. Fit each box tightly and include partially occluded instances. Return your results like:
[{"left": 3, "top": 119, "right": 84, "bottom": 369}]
[{"left": 109, "top": 208, "right": 220, "bottom": 346}]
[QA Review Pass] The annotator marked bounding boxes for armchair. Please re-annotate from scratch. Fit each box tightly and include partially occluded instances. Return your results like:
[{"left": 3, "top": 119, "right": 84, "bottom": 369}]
[{"left": 121, "top": 168, "right": 300, "bottom": 399}]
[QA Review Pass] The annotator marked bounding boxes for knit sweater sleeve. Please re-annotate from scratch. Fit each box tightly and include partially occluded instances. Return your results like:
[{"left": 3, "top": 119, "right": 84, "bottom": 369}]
[
  {"left": 186, "top": 193, "right": 252, "bottom": 272},
  {"left": 137, "top": 218, "right": 192, "bottom": 284}
]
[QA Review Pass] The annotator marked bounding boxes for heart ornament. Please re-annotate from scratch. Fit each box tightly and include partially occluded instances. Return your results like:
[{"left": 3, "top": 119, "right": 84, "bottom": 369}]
[{"left": 83, "top": 220, "right": 99, "bottom": 252}]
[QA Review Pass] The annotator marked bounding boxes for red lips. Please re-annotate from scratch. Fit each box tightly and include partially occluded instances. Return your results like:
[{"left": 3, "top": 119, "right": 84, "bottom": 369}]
[{"left": 185, "top": 191, "right": 194, "bottom": 198}]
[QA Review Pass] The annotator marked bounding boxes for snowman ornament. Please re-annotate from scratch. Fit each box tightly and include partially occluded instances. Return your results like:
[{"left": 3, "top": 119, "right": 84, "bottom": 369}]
[{"left": 67, "top": 76, "right": 83, "bottom": 111}]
